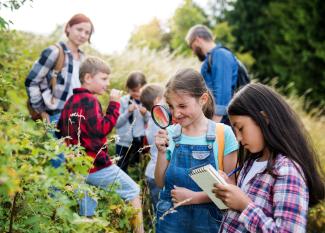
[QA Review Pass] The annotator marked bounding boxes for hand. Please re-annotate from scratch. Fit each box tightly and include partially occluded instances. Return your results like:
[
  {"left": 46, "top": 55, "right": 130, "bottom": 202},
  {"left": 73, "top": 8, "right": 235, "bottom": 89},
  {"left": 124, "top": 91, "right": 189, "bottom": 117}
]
[
  {"left": 218, "top": 170, "right": 232, "bottom": 184},
  {"left": 139, "top": 106, "right": 147, "bottom": 116},
  {"left": 155, "top": 129, "right": 169, "bottom": 153},
  {"left": 40, "top": 112, "right": 50, "bottom": 124},
  {"left": 212, "top": 183, "right": 252, "bottom": 211},
  {"left": 171, "top": 186, "right": 195, "bottom": 205},
  {"left": 110, "top": 89, "right": 122, "bottom": 102},
  {"left": 128, "top": 103, "right": 137, "bottom": 113}
]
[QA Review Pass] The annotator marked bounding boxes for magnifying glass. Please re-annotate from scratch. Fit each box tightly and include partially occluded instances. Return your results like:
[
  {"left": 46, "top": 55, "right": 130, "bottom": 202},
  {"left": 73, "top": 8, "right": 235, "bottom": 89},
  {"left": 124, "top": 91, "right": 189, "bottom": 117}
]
[{"left": 151, "top": 105, "right": 172, "bottom": 129}]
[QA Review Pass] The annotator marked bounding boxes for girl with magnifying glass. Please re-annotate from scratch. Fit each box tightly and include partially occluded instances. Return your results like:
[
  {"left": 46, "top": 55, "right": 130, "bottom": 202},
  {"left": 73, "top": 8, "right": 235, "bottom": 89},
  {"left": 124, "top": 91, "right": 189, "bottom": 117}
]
[{"left": 154, "top": 68, "right": 238, "bottom": 233}]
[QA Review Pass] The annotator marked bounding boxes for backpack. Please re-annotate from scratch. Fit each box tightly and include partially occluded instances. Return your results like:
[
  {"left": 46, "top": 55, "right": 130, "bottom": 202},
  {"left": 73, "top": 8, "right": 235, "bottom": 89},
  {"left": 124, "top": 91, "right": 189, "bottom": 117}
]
[
  {"left": 27, "top": 44, "right": 65, "bottom": 121},
  {"left": 207, "top": 46, "right": 250, "bottom": 91},
  {"left": 215, "top": 124, "right": 225, "bottom": 171}
]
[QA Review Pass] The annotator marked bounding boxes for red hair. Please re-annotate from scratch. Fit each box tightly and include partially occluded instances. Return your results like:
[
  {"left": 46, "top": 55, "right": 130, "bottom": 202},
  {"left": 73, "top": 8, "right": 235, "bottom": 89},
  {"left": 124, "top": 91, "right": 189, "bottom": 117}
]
[{"left": 65, "top": 13, "right": 94, "bottom": 43}]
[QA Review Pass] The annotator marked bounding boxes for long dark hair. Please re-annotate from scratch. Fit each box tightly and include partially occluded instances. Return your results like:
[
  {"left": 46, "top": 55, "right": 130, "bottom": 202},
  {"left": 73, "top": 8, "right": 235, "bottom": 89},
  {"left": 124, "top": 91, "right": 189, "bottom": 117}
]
[
  {"left": 228, "top": 83, "right": 325, "bottom": 206},
  {"left": 165, "top": 68, "right": 215, "bottom": 119}
]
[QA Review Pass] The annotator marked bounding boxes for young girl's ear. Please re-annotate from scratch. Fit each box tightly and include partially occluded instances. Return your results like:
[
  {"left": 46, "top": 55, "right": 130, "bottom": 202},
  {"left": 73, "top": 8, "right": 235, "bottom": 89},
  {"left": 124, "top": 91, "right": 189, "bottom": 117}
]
[
  {"left": 260, "top": 111, "right": 270, "bottom": 124},
  {"left": 199, "top": 93, "right": 209, "bottom": 106}
]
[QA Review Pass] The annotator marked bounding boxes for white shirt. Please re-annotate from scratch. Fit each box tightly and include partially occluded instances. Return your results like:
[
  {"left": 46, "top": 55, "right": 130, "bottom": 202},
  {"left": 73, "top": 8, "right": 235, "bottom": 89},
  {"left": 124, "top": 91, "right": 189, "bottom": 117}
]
[
  {"left": 69, "top": 59, "right": 81, "bottom": 96},
  {"left": 241, "top": 159, "right": 267, "bottom": 188}
]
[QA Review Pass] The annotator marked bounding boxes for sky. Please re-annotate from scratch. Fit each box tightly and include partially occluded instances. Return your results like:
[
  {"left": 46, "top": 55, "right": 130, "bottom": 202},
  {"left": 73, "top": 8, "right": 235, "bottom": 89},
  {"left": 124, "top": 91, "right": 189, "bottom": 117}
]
[{"left": 2, "top": 0, "right": 207, "bottom": 54}]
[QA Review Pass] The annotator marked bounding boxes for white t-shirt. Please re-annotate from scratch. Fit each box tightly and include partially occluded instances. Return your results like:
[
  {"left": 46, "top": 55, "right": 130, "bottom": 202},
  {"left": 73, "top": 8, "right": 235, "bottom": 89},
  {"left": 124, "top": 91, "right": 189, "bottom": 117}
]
[
  {"left": 69, "top": 59, "right": 81, "bottom": 96},
  {"left": 241, "top": 159, "right": 267, "bottom": 188}
]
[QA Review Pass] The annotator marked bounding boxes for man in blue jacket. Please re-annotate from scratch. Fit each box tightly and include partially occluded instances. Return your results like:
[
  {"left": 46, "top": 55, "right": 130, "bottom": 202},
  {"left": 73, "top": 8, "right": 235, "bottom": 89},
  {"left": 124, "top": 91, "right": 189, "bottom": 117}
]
[{"left": 186, "top": 25, "right": 238, "bottom": 125}]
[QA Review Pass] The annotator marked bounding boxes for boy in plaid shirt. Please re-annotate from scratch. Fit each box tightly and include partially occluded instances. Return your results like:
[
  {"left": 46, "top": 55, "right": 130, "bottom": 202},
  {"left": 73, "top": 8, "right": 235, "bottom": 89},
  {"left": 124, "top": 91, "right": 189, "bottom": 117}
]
[{"left": 57, "top": 57, "right": 144, "bottom": 233}]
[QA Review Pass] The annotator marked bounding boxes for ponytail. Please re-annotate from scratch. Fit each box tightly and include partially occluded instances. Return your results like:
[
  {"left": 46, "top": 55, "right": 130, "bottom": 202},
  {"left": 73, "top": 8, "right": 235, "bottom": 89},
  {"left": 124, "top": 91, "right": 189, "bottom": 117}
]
[{"left": 202, "top": 90, "right": 215, "bottom": 119}]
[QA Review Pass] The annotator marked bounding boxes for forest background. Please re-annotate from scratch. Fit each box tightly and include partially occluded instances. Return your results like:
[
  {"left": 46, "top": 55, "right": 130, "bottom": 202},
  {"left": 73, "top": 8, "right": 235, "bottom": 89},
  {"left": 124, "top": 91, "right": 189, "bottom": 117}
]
[{"left": 0, "top": 0, "right": 324, "bottom": 232}]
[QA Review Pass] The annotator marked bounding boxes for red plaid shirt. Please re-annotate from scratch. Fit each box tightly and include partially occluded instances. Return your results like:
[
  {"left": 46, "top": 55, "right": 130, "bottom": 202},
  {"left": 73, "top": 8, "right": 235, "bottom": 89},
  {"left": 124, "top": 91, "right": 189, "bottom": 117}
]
[{"left": 57, "top": 88, "right": 120, "bottom": 173}]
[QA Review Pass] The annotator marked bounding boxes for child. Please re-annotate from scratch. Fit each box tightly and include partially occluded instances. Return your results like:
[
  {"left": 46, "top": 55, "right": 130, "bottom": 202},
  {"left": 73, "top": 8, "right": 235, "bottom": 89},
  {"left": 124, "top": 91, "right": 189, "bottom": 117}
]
[
  {"left": 154, "top": 68, "right": 238, "bottom": 233},
  {"left": 116, "top": 71, "right": 149, "bottom": 173},
  {"left": 140, "top": 83, "right": 164, "bottom": 212},
  {"left": 57, "top": 57, "right": 144, "bottom": 233},
  {"left": 213, "top": 83, "right": 325, "bottom": 232}
]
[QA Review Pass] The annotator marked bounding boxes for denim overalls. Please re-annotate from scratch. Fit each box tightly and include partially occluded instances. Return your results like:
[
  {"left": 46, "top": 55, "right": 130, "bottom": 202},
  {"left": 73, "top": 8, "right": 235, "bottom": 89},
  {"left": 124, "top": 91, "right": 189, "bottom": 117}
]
[{"left": 156, "top": 120, "right": 224, "bottom": 233}]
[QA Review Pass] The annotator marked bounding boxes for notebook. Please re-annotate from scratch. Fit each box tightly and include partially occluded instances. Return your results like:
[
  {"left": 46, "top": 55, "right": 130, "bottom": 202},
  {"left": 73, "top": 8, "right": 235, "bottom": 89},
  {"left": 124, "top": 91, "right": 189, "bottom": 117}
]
[{"left": 189, "top": 164, "right": 228, "bottom": 210}]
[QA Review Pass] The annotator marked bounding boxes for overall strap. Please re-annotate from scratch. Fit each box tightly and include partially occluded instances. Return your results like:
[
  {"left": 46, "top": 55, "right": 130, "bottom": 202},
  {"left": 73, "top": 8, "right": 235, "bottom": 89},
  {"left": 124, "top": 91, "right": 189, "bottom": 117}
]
[
  {"left": 216, "top": 123, "right": 225, "bottom": 171},
  {"left": 172, "top": 124, "right": 182, "bottom": 143},
  {"left": 206, "top": 120, "right": 216, "bottom": 150}
]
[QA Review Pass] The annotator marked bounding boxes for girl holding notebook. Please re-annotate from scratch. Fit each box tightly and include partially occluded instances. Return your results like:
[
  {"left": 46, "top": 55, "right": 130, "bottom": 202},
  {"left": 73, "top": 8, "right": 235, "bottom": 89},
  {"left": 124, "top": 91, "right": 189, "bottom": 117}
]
[
  {"left": 154, "top": 68, "right": 238, "bottom": 233},
  {"left": 213, "top": 83, "right": 325, "bottom": 232}
]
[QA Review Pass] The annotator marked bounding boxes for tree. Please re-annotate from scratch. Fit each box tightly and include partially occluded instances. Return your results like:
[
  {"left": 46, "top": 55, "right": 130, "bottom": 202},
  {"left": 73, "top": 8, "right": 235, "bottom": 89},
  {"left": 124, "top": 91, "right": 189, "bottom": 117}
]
[
  {"left": 0, "top": 0, "right": 33, "bottom": 29},
  {"left": 168, "top": 0, "right": 209, "bottom": 55},
  {"left": 227, "top": 0, "right": 325, "bottom": 108},
  {"left": 128, "top": 18, "right": 167, "bottom": 50}
]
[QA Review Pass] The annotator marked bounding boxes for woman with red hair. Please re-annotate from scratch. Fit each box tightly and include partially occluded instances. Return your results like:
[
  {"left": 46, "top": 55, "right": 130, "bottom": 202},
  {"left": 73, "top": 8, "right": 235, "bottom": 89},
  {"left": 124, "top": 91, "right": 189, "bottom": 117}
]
[{"left": 25, "top": 13, "right": 94, "bottom": 123}]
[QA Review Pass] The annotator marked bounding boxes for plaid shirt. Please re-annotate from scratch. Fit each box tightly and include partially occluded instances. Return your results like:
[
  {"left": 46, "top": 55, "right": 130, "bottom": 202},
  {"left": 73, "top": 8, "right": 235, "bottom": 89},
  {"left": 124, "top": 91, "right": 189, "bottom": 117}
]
[
  {"left": 220, "top": 154, "right": 308, "bottom": 233},
  {"left": 57, "top": 88, "right": 120, "bottom": 173},
  {"left": 25, "top": 42, "right": 84, "bottom": 113}
]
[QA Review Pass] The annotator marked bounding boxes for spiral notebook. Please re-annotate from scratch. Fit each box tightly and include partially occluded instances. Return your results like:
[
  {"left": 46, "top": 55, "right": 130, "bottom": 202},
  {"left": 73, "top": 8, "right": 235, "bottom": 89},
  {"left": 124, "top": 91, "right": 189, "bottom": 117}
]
[{"left": 189, "top": 164, "right": 228, "bottom": 210}]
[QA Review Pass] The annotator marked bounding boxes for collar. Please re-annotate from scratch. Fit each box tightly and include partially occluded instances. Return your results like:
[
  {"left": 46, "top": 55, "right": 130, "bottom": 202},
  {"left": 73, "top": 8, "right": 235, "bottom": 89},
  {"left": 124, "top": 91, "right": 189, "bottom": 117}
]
[
  {"left": 59, "top": 41, "right": 84, "bottom": 55},
  {"left": 73, "top": 87, "right": 92, "bottom": 94}
]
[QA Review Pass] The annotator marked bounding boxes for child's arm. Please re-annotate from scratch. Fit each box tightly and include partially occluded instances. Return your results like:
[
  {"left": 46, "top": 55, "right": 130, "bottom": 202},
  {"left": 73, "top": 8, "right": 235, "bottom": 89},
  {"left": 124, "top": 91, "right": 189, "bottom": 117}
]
[
  {"left": 213, "top": 164, "right": 309, "bottom": 232},
  {"left": 171, "top": 186, "right": 212, "bottom": 205},
  {"left": 87, "top": 98, "right": 120, "bottom": 137},
  {"left": 139, "top": 106, "right": 150, "bottom": 123},
  {"left": 237, "top": 168, "right": 308, "bottom": 232},
  {"left": 115, "top": 97, "right": 134, "bottom": 128},
  {"left": 223, "top": 150, "right": 238, "bottom": 185},
  {"left": 154, "top": 129, "right": 169, "bottom": 188}
]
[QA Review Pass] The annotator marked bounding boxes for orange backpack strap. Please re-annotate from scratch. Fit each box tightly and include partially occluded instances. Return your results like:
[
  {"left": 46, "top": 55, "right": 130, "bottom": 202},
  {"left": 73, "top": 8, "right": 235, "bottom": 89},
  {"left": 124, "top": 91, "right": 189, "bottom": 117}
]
[{"left": 216, "top": 124, "right": 225, "bottom": 171}]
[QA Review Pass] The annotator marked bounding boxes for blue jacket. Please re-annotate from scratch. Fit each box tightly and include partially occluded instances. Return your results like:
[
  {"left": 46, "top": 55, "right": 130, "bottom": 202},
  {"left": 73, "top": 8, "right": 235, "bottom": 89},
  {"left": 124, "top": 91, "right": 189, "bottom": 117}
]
[{"left": 201, "top": 45, "right": 238, "bottom": 116}]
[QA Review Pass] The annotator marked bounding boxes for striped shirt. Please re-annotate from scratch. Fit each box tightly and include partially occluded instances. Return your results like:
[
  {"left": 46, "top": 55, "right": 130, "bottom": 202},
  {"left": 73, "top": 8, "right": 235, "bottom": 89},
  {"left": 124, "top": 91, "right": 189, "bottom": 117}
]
[
  {"left": 220, "top": 154, "right": 308, "bottom": 233},
  {"left": 25, "top": 41, "right": 85, "bottom": 113}
]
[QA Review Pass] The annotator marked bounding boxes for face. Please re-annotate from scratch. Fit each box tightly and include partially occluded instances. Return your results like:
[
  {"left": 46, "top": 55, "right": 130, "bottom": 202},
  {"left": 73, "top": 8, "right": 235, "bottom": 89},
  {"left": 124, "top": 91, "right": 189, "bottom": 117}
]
[
  {"left": 87, "top": 72, "right": 110, "bottom": 95},
  {"left": 66, "top": 22, "right": 92, "bottom": 46},
  {"left": 229, "top": 115, "right": 265, "bottom": 154},
  {"left": 167, "top": 91, "right": 205, "bottom": 128},
  {"left": 128, "top": 85, "right": 142, "bottom": 100},
  {"left": 191, "top": 38, "right": 206, "bottom": 62}
]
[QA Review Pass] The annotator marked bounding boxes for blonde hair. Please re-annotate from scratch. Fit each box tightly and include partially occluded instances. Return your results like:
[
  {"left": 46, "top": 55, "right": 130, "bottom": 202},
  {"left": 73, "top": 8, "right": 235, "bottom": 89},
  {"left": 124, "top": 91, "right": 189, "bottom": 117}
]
[{"left": 79, "top": 56, "right": 111, "bottom": 83}]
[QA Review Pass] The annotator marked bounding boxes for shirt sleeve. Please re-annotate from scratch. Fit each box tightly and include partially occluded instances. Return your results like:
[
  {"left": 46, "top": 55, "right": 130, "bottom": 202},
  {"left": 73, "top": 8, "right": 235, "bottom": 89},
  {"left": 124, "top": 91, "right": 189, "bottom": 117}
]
[
  {"left": 238, "top": 165, "right": 309, "bottom": 233},
  {"left": 87, "top": 99, "right": 120, "bottom": 137},
  {"left": 25, "top": 45, "right": 59, "bottom": 112},
  {"left": 211, "top": 49, "right": 235, "bottom": 116},
  {"left": 115, "top": 96, "right": 131, "bottom": 128},
  {"left": 223, "top": 125, "right": 239, "bottom": 156}
]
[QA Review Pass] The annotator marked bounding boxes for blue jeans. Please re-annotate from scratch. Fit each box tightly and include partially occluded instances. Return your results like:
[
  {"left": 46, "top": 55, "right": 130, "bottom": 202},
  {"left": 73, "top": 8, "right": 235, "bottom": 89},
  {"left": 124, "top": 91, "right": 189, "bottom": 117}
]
[
  {"left": 79, "top": 165, "right": 140, "bottom": 216},
  {"left": 49, "top": 112, "right": 65, "bottom": 167}
]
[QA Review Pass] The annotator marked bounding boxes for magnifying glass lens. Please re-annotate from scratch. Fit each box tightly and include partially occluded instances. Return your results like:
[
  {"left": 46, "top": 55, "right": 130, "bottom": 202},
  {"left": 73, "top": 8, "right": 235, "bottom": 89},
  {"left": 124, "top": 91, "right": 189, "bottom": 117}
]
[{"left": 151, "top": 105, "right": 172, "bottom": 129}]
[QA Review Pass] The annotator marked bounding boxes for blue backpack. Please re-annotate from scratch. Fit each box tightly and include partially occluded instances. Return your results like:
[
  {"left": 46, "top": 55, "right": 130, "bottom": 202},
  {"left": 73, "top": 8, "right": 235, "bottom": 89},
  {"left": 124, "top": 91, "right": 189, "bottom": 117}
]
[{"left": 207, "top": 46, "right": 250, "bottom": 91}]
